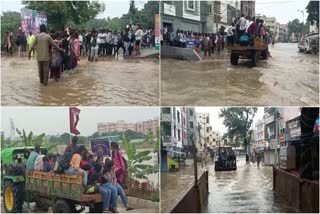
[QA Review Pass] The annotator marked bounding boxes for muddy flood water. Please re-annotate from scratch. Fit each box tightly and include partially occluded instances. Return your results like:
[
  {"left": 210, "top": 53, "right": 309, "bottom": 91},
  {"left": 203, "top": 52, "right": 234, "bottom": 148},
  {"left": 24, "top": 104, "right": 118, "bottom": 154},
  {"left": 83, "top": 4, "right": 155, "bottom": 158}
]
[
  {"left": 1, "top": 55, "right": 159, "bottom": 106},
  {"left": 161, "top": 43, "right": 319, "bottom": 106},
  {"left": 206, "top": 157, "right": 299, "bottom": 213},
  {"left": 161, "top": 157, "right": 299, "bottom": 213}
]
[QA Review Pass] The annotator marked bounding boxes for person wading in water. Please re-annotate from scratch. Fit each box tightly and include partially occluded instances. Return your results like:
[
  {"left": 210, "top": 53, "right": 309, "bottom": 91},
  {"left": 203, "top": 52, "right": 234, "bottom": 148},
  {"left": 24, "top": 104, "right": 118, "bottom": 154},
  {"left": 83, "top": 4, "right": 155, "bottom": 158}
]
[{"left": 28, "top": 24, "right": 64, "bottom": 86}]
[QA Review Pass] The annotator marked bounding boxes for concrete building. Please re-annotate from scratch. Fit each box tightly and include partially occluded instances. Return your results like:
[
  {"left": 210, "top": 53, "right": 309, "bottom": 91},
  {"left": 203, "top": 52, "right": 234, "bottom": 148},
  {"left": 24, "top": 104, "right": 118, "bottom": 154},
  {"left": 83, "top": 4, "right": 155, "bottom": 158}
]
[
  {"left": 186, "top": 107, "right": 197, "bottom": 146},
  {"left": 161, "top": 107, "right": 183, "bottom": 150},
  {"left": 254, "top": 119, "right": 265, "bottom": 150},
  {"left": 279, "top": 24, "right": 288, "bottom": 42},
  {"left": 97, "top": 117, "right": 159, "bottom": 136},
  {"left": 241, "top": 0, "right": 255, "bottom": 18},
  {"left": 203, "top": 0, "right": 241, "bottom": 33},
  {"left": 161, "top": 1, "right": 203, "bottom": 33},
  {"left": 196, "top": 112, "right": 213, "bottom": 150}
]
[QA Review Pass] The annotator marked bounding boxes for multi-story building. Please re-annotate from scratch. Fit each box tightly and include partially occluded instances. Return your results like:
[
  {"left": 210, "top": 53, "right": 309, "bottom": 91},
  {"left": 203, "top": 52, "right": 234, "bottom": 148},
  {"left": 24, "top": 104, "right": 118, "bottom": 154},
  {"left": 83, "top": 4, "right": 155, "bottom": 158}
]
[
  {"left": 196, "top": 112, "right": 213, "bottom": 150},
  {"left": 241, "top": 0, "right": 255, "bottom": 18},
  {"left": 279, "top": 24, "right": 288, "bottom": 42},
  {"left": 161, "top": 0, "right": 203, "bottom": 33},
  {"left": 203, "top": 0, "right": 241, "bottom": 33},
  {"left": 161, "top": 107, "right": 181, "bottom": 149},
  {"left": 186, "top": 107, "right": 197, "bottom": 146},
  {"left": 97, "top": 118, "right": 159, "bottom": 136},
  {"left": 263, "top": 107, "right": 284, "bottom": 149},
  {"left": 254, "top": 119, "right": 265, "bottom": 150}
]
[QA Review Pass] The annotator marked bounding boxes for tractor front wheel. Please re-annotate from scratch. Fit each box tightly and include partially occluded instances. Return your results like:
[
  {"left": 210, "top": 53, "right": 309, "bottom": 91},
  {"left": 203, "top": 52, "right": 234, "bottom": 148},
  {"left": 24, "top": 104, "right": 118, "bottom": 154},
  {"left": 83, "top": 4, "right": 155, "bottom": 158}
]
[{"left": 3, "top": 180, "right": 25, "bottom": 213}]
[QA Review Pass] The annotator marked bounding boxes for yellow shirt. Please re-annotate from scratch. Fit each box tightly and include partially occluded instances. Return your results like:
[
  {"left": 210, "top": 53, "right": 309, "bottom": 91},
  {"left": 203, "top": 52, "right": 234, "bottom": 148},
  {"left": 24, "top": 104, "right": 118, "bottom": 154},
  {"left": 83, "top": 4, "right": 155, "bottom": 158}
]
[
  {"left": 70, "top": 154, "right": 81, "bottom": 170},
  {"left": 27, "top": 34, "right": 35, "bottom": 46}
]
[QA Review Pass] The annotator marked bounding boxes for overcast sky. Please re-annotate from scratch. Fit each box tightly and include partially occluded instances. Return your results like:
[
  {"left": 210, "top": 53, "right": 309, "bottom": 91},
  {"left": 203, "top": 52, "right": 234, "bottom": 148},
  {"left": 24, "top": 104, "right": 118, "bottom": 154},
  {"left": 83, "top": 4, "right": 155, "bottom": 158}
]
[
  {"left": 0, "top": 0, "right": 147, "bottom": 19},
  {"left": 1, "top": 107, "right": 159, "bottom": 137},
  {"left": 1, "top": 0, "right": 308, "bottom": 24},
  {"left": 195, "top": 107, "right": 264, "bottom": 135},
  {"left": 255, "top": 0, "right": 310, "bottom": 24}
]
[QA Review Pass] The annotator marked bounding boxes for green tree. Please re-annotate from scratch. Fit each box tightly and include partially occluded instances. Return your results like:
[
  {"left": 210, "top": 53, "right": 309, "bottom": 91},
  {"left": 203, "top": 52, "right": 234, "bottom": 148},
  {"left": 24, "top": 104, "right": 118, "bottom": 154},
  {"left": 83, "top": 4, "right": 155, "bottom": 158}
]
[
  {"left": 121, "top": 134, "right": 158, "bottom": 181},
  {"left": 132, "top": 1, "right": 159, "bottom": 29},
  {"left": 60, "top": 132, "right": 71, "bottom": 144},
  {"left": 22, "top": 1, "right": 105, "bottom": 31},
  {"left": 287, "top": 19, "right": 309, "bottom": 41},
  {"left": 128, "top": 0, "right": 137, "bottom": 24},
  {"left": 306, "top": 0, "right": 319, "bottom": 28},
  {"left": 219, "top": 107, "right": 257, "bottom": 154},
  {"left": 16, "top": 128, "right": 46, "bottom": 146},
  {"left": 0, "top": 11, "right": 21, "bottom": 48}
]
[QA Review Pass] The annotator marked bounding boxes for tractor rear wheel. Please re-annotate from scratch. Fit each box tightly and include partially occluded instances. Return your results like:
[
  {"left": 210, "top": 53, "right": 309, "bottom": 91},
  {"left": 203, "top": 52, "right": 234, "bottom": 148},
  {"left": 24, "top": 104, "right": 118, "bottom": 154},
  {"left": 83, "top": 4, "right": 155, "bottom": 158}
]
[
  {"left": 3, "top": 180, "right": 25, "bottom": 213},
  {"left": 53, "top": 199, "right": 74, "bottom": 213}
]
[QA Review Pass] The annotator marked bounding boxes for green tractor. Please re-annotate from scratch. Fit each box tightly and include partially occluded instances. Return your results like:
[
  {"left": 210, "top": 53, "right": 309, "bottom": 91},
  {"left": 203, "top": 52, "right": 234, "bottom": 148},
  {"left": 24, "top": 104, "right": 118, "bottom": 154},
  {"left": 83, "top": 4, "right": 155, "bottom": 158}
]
[{"left": 1, "top": 146, "right": 47, "bottom": 213}]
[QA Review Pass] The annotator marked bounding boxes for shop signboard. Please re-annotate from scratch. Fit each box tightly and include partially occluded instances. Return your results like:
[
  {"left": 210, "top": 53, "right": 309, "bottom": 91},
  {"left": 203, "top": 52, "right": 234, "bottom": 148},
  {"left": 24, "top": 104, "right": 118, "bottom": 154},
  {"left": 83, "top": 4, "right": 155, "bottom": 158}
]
[
  {"left": 164, "top": 3, "right": 176, "bottom": 16},
  {"left": 155, "top": 14, "right": 160, "bottom": 50},
  {"left": 186, "top": 39, "right": 196, "bottom": 48}
]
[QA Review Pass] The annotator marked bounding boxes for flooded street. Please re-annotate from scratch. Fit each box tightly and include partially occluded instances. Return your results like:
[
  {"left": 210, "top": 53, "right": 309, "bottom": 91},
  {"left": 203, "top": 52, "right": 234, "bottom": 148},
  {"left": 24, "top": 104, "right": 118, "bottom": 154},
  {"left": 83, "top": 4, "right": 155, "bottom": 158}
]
[
  {"left": 1, "top": 53, "right": 159, "bottom": 106},
  {"left": 161, "top": 157, "right": 300, "bottom": 213},
  {"left": 161, "top": 43, "right": 319, "bottom": 106},
  {"left": 206, "top": 157, "right": 299, "bottom": 213}
]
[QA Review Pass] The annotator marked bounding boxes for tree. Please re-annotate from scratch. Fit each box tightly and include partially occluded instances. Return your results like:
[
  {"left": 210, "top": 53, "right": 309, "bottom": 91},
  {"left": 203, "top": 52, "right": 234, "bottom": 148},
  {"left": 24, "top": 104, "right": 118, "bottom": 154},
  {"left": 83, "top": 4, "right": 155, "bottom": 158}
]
[
  {"left": 121, "top": 134, "right": 158, "bottom": 181},
  {"left": 22, "top": 1, "right": 105, "bottom": 31},
  {"left": 219, "top": 107, "right": 257, "bottom": 154},
  {"left": 128, "top": 0, "right": 137, "bottom": 24},
  {"left": 287, "top": 19, "right": 309, "bottom": 41},
  {"left": 16, "top": 129, "right": 46, "bottom": 146},
  {"left": 306, "top": 0, "right": 319, "bottom": 28},
  {"left": 60, "top": 132, "right": 71, "bottom": 144},
  {"left": 1, "top": 11, "right": 21, "bottom": 47}
]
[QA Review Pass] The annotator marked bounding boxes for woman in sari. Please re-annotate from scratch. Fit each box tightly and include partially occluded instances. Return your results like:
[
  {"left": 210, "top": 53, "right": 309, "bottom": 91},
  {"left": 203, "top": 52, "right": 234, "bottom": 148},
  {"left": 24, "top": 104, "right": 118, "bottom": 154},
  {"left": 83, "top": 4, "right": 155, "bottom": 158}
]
[{"left": 50, "top": 32, "right": 63, "bottom": 81}]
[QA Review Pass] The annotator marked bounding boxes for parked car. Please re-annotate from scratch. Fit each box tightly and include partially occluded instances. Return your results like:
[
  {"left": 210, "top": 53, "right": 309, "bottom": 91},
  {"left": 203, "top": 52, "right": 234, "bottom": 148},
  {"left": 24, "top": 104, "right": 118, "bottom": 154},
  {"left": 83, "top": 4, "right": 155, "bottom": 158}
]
[{"left": 298, "top": 33, "right": 319, "bottom": 54}]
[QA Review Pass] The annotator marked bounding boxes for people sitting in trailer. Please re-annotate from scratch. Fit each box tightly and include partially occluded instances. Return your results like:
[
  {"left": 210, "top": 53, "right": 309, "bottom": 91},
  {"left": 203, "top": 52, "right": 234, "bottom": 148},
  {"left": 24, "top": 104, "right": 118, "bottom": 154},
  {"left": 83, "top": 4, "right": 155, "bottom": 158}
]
[
  {"left": 100, "top": 159, "right": 133, "bottom": 212},
  {"left": 65, "top": 145, "right": 88, "bottom": 185},
  {"left": 33, "top": 154, "right": 45, "bottom": 171},
  {"left": 26, "top": 144, "right": 41, "bottom": 171},
  {"left": 64, "top": 136, "right": 79, "bottom": 155},
  {"left": 43, "top": 156, "right": 52, "bottom": 172}
]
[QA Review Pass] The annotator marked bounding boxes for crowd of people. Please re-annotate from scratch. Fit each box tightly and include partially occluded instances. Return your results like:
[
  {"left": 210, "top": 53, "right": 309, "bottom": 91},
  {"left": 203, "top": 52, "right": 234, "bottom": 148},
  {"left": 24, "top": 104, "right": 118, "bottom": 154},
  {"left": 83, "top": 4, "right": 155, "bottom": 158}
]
[
  {"left": 20, "top": 137, "right": 133, "bottom": 213},
  {"left": 4, "top": 24, "right": 155, "bottom": 86},
  {"left": 161, "top": 14, "right": 272, "bottom": 57}
]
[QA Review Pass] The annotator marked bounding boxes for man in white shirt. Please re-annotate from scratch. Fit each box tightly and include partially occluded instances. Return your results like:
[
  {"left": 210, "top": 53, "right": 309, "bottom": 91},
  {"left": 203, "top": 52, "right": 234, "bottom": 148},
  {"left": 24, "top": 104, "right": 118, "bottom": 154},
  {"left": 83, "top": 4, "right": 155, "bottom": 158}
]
[
  {"left": 98, "top": 30, "right": 105, "bottom": 56},
  {"left": 239, "top": 14, "right": 247, "bottom": 34},
  {"left": 105, "top": 29, "right": 111, "bottom": 55}
]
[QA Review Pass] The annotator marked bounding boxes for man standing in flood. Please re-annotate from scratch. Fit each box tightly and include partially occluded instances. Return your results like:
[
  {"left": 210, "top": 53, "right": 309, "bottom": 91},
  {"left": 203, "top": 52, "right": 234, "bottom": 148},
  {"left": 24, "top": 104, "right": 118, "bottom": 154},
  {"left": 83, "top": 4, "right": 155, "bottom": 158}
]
[{"left": 28, "top": 24, "right": 64, "bottom": 86}]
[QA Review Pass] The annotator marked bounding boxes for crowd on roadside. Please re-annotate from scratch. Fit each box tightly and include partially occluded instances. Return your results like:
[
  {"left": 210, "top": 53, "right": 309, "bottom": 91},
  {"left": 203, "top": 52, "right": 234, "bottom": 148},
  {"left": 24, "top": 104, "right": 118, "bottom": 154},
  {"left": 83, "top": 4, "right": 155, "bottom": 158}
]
[
  {"left": 4, "top": 24, "right": 155, "bottom": 86},
  {"left": 161, "top": 14, "right": 272, "bottom": 57},
  {"left": 17, "top": 137, "right": 133, "bottom": 213}
]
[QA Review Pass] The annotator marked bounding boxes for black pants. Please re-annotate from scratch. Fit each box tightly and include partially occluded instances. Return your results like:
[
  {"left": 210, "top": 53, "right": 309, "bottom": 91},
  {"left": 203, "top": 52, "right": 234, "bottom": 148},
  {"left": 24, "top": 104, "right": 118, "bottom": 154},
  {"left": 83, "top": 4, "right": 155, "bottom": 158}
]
[{"left": 98, "top": 43, "right": 104, "bottom": 56}]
